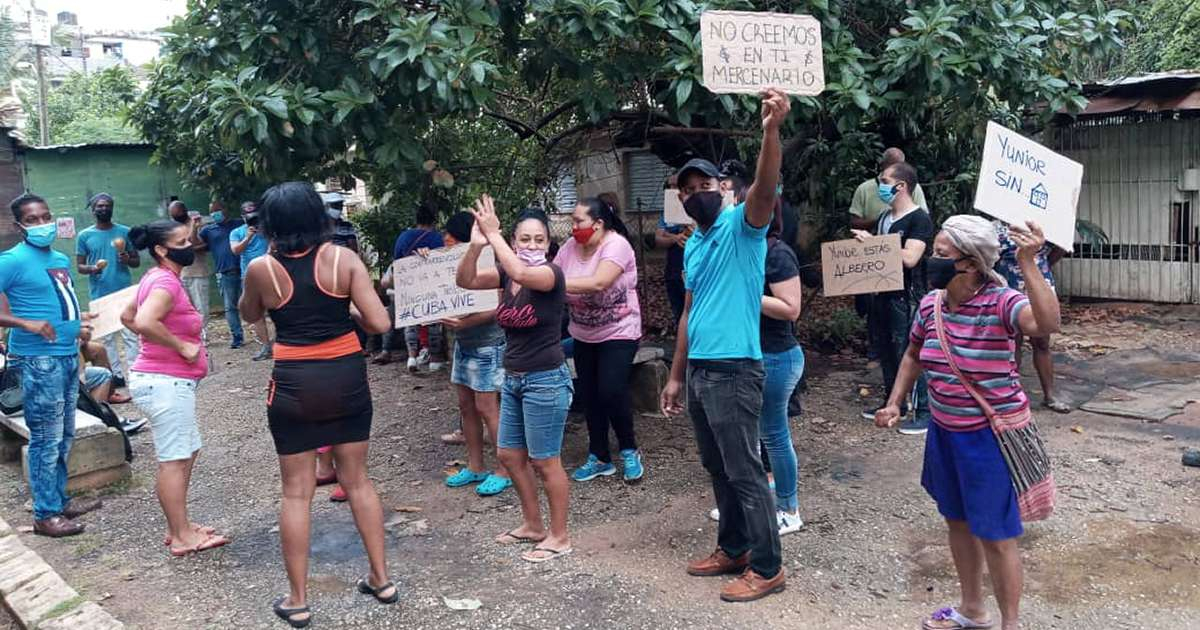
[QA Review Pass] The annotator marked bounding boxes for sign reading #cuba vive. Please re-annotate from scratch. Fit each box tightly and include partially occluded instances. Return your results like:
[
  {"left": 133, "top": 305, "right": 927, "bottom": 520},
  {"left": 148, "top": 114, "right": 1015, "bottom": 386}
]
[
  {"left": 392, "top": 244, "right": 498, "bottom": 328},
  {"left": 700, "top": 11, "right": 825, "bottom": 95}
]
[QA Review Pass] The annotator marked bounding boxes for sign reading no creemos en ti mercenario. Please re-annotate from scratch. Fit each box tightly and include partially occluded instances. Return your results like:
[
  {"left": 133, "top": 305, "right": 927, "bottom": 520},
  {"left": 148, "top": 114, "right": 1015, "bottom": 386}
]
[
  {"left": 973, "top": 121, "right": 1083, "bottom": 250},
  {"left": 392, "top": 244, "right": 499, "bottom": 328},
  {"left": 700, "top": 11, "right": 825, "bottom": 95}
]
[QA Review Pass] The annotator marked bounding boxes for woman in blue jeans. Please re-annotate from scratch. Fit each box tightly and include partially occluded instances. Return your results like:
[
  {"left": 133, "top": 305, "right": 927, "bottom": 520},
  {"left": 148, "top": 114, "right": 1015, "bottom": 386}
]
[{"left": 456, "top": 197, "right": 573, "bottom": 564}]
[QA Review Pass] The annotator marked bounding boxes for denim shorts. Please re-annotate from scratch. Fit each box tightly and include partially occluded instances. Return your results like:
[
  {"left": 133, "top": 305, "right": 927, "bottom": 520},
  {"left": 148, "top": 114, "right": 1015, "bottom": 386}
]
[
  {"left": 497, "top": 364, "right": 573, "bottom": 460},
  {"left": 82, "top": 366, "right": 113, "bottom": 393},
  {"left": 450, "top": 341, "right": 505, "bottom": 393},
  {"left": 129, "top": 371, "right": 201, "bottom": 462}
]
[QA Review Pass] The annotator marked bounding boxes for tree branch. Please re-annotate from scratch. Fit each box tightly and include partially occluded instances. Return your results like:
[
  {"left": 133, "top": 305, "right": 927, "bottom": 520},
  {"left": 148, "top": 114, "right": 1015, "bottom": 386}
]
[{"left": 647, "top": 126, "right": 757, "bottom": 138}]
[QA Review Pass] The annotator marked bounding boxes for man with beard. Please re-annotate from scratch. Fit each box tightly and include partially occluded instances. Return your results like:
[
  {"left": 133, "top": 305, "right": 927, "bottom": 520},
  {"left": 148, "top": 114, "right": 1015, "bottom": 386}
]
[
  {"left": 659, "top": 88, "right": 790, "bottom": 603},
  {"left": 75, "top": 193, "right": 140, "bottom": 402}
]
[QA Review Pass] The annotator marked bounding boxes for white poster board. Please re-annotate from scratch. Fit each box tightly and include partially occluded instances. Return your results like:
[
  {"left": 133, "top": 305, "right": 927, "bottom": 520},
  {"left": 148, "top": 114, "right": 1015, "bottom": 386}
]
[
  {"left": 700, "top": 11, "right": 824, "bottom": 95},
  {"left": 821, "top": 234, "right": 904, "bottom": 297},
  {"left": 87, "top": 285, "right": 138, "bottom": 339},
  {"left": 973, "top": 121, "right": 1082, "bottom": 250},
  {"left": 55, "top": 217, "right": 75, "bottom": 239},
  {"left": 663, "top": 189, "right": 692, "bottom": 226},
  {"left": 392, "top": 244, "right": 499, "bottom": 328}
]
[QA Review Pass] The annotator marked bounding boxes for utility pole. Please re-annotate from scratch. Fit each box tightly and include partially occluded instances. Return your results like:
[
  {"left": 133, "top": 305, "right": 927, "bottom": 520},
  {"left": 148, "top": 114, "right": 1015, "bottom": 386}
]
[{"left": 34, "top": 44, "right": 49, "bottom": 146}]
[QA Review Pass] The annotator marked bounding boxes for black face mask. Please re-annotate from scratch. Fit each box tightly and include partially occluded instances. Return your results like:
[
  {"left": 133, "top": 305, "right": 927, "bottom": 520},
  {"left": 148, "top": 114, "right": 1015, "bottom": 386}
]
[
  {"left": 93, "top": 209, "right": 113, "bottom": 223},
  {"left": 683, "top": 190, "right": 723, "bottom": 227},
  {"left": 927, "top": 256, "right": 965, "bottom": 290},
  {"left": 163, "top": 246, "right": 195, "bottom": 267}
]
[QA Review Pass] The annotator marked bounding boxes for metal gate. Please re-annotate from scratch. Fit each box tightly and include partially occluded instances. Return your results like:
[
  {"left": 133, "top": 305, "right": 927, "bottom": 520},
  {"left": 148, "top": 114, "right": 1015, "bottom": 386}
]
[
  {"left": 626, "top": 150, "right": 673, "bottom": 217},
  {"left": 1051, "top": 113, "right": 1200, "bottom": 303}
]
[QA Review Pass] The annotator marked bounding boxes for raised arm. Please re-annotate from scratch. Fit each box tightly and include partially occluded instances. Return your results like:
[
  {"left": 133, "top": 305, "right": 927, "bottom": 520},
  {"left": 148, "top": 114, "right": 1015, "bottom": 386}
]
[
  {"left": 473, "top": 194, "right": 556, "bottom": 292},
  {"left": 743, "top": 89, "right": 791, "bottom": 228},
  {"left": 456, "top": 223, "right": 502, "bottom": 290}
]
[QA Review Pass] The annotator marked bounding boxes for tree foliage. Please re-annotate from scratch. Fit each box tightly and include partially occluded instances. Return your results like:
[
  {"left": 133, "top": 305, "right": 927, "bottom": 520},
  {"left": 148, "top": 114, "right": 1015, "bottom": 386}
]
[
  {"left": 22, "top": 66, "right": 143, "bottom": 146},
  {"left": 131, "top": 0, "right": 1133, "bottom": 253},
  {"left": 1116, "top": 0, "right": 1200, "bottom": 75}
]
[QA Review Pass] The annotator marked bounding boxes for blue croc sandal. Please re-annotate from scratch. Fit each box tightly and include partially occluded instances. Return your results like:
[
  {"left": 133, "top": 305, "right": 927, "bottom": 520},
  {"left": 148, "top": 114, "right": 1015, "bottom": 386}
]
[
  {"left": 476, "top": 474, "right": 513, "bottom": 496},
  {"left": 446, "top": 468, "right": 490, "bottom": 488}
]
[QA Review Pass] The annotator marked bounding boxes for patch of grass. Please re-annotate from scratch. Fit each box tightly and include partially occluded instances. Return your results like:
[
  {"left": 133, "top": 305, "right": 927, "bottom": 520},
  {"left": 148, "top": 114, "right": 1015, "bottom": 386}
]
[
  {"left": 67, "top": 533, "right": 103, "bottom": 558},
  {"left": 37, "top": 594, "right": 84, "bottom": 624},
  {"left": 95, "top": 472, "right": 146, "bottom": 497}
]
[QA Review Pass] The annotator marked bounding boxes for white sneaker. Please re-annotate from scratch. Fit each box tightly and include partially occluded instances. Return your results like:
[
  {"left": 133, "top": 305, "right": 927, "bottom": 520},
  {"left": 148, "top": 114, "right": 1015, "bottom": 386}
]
[
  {"left": 417, "top": 348, "right": 430, "bottom": 366},
  {"left": 428, "top": 361, "right": 445, "bottom": 372},
  {"left": 777, "top": 510, "right": 804, "bottom": 536},
  {"left": 708, "top": 507, "right": 720, "bottom": 522},
  {"left": 406, "top": 357, "right": 419, "bottom": 372}
]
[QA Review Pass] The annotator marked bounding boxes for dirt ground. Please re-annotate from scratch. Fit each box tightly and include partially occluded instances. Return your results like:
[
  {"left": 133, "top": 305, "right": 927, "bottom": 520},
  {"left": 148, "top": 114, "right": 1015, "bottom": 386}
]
[{"left": 1, "top": 302, "right": 1199, "bottom": 630}]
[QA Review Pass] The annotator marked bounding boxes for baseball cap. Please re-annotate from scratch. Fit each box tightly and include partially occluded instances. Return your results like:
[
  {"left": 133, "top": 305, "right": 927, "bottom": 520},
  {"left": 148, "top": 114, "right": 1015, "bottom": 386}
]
[{"left": 675, "top": 158, "right": 721, "bottom": 184}]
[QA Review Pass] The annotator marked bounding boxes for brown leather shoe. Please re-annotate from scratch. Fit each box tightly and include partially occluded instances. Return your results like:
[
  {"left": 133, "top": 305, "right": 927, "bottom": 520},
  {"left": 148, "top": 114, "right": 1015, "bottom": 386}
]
[
  {"left": 686, "top": 548, "right": 749, "bottom": 577},
  {"left": 62, "top": 497, "right": 103, "bottom": 519},
  {"left": 720, "top": 567, "right": 786, "bottom": 602},
  {"left": 33, "top": 516, "right": 84, "bottom": 538}
]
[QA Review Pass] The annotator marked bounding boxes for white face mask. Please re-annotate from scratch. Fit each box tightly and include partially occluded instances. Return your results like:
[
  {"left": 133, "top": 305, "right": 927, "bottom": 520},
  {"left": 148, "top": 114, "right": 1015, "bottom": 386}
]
[{"left": 326, "top": 207, "right": 342, "bottom": 220}]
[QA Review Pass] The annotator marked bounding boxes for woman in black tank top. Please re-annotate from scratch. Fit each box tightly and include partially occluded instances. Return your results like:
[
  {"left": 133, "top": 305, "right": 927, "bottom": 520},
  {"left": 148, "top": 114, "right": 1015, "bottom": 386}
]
[{"left": 239, "top": 183, "right": 398, "bottom": 626}]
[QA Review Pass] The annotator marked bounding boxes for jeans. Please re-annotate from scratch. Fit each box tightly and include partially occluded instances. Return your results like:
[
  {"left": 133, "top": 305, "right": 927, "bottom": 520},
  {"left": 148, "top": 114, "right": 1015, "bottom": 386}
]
[
  {"left": 869, "top": 295, "right": 930, "bottom": 419},
  {"left": 405, "top": 324, "right": 444, "bottom": 359},
  {"left": 497, "top": 364, "right": 573, "bottom": 460},
  {"left": 217, "top": 272, "right": 244, "bottom": 344},
  {"left": 101, "top": 326, "right": 140, "bottom": 381},
  {"left": 761, "top": 346, "right": 805, "bottom": 512},
  {"left": 573, "top": 339, "right": 638, "bottom": 462},
  {"left": 687, "top": 359, "right": 781, "bottom": 578},
  {"left": 15, "top": 355, "right": 79, "bottom": 520},
  {"left": 665, "top": 262, "right": 685, "bottom": 328}
]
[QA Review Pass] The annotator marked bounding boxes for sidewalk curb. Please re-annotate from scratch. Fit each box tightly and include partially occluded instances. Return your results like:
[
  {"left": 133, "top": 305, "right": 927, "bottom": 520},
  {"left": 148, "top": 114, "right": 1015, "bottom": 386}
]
[{"left": 0, "top": 515, "right": 123, "bottom": 630}]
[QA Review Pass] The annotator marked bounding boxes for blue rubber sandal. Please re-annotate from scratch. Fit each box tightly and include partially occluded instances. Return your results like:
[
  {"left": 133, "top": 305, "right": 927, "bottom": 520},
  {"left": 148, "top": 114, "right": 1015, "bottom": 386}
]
[
  {"left": 476, "top": 474, "right": 513, "bottom": 496},
  {"left": 445, "top": 468, "right": 490, "bottom": 488}
]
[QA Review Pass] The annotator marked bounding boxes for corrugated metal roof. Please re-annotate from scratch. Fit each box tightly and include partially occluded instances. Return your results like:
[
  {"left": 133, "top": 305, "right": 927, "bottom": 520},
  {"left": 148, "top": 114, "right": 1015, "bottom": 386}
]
[{"left": 1067, "top": 71, "right": 1200, "bottom": 116}]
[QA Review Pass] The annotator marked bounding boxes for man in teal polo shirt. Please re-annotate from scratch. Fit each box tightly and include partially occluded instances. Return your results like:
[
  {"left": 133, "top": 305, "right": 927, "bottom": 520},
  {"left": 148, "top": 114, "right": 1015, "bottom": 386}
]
[{"left": 661, "top": 88, "right": 790, "bottom": 603}]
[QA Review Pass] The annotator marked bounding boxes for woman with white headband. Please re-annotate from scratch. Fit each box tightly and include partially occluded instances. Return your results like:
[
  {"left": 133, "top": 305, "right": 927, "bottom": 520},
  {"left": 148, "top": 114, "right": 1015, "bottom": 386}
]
[{"left": 876, "top": 215, "right": 1060, "bottom": 630}]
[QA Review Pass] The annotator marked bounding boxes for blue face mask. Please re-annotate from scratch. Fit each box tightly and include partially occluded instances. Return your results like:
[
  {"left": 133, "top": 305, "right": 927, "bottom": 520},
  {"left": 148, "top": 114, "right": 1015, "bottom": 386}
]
[
  {"left": 23, "top": 223, "right": 57, "bottom": 248},
  {"left": 210, "top": 211, "right": 224, "bottom": 223},
  {"left": 877, "top": 181, "right": 899, "bottom": 204}
]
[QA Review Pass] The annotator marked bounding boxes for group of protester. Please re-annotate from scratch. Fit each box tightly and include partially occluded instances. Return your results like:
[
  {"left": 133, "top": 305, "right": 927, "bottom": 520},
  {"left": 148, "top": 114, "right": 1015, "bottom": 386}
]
[{"left": 0, "top": 87, "right": 1066, "bottom": 630}]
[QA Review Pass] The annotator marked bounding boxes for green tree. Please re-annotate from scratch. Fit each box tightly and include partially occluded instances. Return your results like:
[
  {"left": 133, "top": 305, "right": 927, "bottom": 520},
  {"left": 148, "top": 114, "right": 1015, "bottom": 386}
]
[
  {"left": 1117, "top": 0, "right": 1200, "bottom": 74},
  {"left": 130, "top": 0, "right": 1133, "bottom": 252},
  {"left": 22, "top": 66, "right": 144, "bottom": 145}
]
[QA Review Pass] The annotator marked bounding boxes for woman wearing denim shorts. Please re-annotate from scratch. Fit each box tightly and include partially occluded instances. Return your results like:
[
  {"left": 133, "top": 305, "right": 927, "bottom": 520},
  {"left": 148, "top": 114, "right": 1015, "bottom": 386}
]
[
  {"left": 122, "top": 219, "right": 229, "bottom": 557},
  {"left": 457, "top": 199, "right": 573, "bottom": 564}
]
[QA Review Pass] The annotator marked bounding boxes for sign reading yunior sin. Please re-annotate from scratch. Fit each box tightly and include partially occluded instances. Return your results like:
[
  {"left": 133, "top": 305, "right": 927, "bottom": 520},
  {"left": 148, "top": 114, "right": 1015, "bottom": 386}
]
[
  {"left": 392, "top": 244, "right": 498, "bottom": 328},
  {"left": 700, "top": 11, "right": 825, "bottom": 95},
  {"left": 821, "top": 234, "right": 904, "bottom": 297},
  {"left": 974, "top": 121, "right": 1083, "bottom": 250}
]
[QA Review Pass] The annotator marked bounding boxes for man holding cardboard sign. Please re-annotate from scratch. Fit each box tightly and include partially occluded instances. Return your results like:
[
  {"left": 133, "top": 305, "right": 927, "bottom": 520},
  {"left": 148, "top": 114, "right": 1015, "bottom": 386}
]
[{"left": 851, "top": 162, "right": 934, "bottom": 435}]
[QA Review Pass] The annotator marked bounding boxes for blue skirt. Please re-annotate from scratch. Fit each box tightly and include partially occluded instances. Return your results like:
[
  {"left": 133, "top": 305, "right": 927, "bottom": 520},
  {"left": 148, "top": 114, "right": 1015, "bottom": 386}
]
[{"left": 921, "top": 422, "right": 1023, "bottom": 541}]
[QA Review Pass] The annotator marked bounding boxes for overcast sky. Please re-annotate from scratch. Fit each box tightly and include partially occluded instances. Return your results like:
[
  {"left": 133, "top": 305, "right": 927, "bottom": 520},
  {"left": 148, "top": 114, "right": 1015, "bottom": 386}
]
[{"left": 14, "top": 0, "right": 185, "bottom": 32}]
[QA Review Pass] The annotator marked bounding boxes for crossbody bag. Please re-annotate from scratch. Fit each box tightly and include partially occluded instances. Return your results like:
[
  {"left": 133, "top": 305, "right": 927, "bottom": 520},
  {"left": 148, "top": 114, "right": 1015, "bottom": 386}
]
[{"left": 932, "top": 290, "right": 1055, "bottom": 522}]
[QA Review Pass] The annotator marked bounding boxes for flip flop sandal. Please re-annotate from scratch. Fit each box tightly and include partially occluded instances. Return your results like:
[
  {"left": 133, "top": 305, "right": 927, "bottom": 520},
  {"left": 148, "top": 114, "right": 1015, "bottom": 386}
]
[
  {"left": 495, "top": 529, "right": 543, "bottom": 545},
  {"left": 521, "top": 546, "right": 573, "bottom": 564},
  {"left": 169, "top": 533, "right": 231, "bottom": 557},
  {"left": 475, "top": 474, "right": 513, "bottom": 496},
  {"left": 273, "top": 596, "right": 312, "bottom": 628},
  {"left": 1042, "top": 400, "right": 1072, "bottom": 414},
  {"left": 356, "top": 577, "right": 400, "bottom": 604},
  {"left": 163, "top": 524, "right": 217, "bottom": 546},
  {"left": 922, "top": 606, "right": 994, "bottom": 630}
]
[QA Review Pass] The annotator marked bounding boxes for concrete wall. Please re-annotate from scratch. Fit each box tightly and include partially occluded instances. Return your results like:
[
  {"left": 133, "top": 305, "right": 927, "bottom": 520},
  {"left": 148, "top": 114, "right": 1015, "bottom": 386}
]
[
  {"left": 0, "top": 132, "right": 23, "bottom": 248},
  {"left": 20, "top": 144, "right": 208, "bottom": 307}
]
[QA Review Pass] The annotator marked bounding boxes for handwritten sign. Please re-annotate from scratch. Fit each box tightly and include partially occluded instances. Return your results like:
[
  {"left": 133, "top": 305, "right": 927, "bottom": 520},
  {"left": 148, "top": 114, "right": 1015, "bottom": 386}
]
[
  {"left": 55, "top": 217, "right": 75, "bottom": 239},
  {"left": 392, "top": 244, "right": 498, "bottom": 328},
  {"left": 974, "top": 121, "right": 1082, "bottom": 250},
  {"left": 821, "top": 234, "right": 903, "bottom": 297},
  {"left": 700, "top": 11, "right": 824, "bottom": 95},
  {"left": 87, "top": 285, "right": 138, "bottom": 339}
]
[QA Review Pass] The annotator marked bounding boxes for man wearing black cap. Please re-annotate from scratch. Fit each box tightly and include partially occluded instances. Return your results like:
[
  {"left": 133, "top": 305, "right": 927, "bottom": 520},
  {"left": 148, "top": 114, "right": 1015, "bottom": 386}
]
[{"left": 660, "top": 88, "right": 790, "bottom": 603}]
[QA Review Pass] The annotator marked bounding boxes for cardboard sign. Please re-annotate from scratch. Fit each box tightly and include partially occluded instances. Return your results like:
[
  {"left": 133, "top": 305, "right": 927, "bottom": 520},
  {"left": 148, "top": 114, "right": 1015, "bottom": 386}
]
[
  {"left": 821, "top": 234, "right": 904, "bottom": 297},
  {"left": 700, "top": 11, "right": 824, "bottom": 95},
  {"left": 392, "top": 244, "right": 499, "bottom": 328},
  {"left": 55, "top": 217, "right": 75, "bottom": 239},
  {"left": 662, "top": 189, "right": 737, "bottom": 226},
  {"left": 973, "top": 121, "right": 1082, "bottom": 249},
  {"left": 87, "top": 285, "right": 138, "bottom": 339}
]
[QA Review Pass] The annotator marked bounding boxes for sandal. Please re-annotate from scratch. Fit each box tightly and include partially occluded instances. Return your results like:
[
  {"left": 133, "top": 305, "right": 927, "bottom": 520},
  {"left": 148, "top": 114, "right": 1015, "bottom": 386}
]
[
  {"left": 495, "top": 528, "right": 544, "bottom": 545},
  {"left": 521, "top": 545, "right": 573, "bottom": 564},
  {"left": 273, "top": 596, "right": 312, "bottom": 628},
  {"left": 922, "top": 606, "right": 994, "bottom": 630},
  {"left": 356, "top": 577, "right": 399, "bottom": 604},
  {"left": 1042, "top": 399, "right": 1071, "bottom": 414},
  {"left": 163, "top": 524, "right": 216, "bottom": 546},
  {"left": 169, "top": 533, "right": 231, "bottom": 557},
  {"left": 445, "top": 468, "right": 490, "bottom": 488},
  {"left": 475, "top": 474, "right": 513, "bottom": 496}
]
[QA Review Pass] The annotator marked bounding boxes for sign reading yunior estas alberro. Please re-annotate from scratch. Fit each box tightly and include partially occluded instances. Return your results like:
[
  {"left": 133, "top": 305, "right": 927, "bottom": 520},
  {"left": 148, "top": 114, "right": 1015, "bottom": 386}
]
[{"left": 700, "top": 11, "right": 825, "bottom": 95}]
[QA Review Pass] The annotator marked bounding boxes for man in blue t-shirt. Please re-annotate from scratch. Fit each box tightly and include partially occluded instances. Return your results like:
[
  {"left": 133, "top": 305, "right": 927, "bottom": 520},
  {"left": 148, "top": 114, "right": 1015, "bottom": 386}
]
[
  {"left": 660, "top": 89, "right": 791, "bottom": 603},
  {"left": 1, "top": 193, "right": 101, "bottom": 538},
  {"left": 392, "top": 204, "right": 447, "bottom": 371},
  {"left": 199, "top": 201, "right": 246, "bottom": 348},
  {"left": 75, "top": 193, "right": 140, "bottom": 395},
  {"left": 230, "top": 202, "right": 272, "bottom": 360}
]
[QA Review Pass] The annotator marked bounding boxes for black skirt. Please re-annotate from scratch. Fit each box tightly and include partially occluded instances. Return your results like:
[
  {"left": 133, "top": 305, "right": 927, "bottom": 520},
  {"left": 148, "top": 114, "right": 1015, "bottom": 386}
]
[{"left": 267, "top": 353, "right": 372, "bottom": 455}]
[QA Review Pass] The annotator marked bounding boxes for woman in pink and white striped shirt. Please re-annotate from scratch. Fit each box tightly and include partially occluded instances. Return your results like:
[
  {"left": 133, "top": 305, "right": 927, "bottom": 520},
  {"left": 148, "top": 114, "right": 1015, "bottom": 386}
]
[{"left": 875, "top": 215, "right": 1060, "bottom": 630}]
